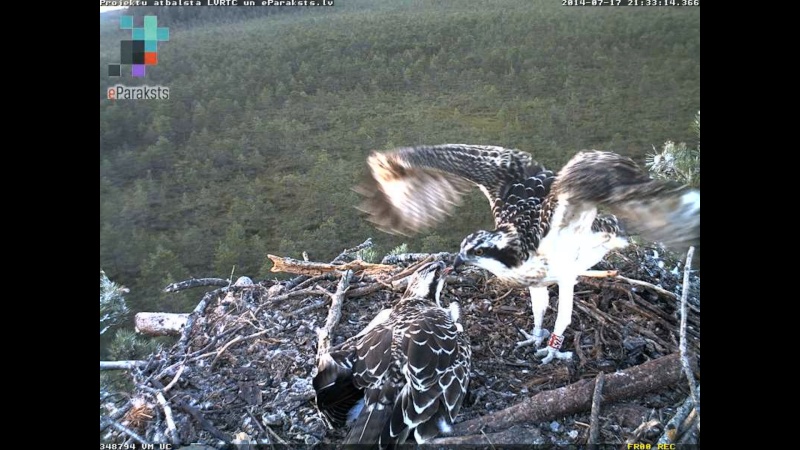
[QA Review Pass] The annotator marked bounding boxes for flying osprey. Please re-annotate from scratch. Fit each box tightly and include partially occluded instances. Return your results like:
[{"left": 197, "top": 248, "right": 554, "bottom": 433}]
[
  {"left": 313, "top": 261, "right": 471, "bottom": 448},
  {"left": 356, "top": 144, "right": 699, "bottom": 363}
]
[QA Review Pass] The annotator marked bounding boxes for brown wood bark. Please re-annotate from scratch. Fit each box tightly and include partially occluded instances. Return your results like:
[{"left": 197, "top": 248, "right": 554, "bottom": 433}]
[{"left": 450, "top": 352, "right": 687, "bottom": 436}]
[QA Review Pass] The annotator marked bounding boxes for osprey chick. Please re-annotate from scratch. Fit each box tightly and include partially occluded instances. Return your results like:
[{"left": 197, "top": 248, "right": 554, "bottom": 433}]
[{"left": 313, "top": 261, "right": 471, "bottom": 448}]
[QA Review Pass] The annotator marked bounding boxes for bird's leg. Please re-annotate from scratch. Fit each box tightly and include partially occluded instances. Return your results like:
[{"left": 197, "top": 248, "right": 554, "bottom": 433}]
[
  {"left": 516, "top": 286, "right": 550, "bottom": 348},
  {"left": 535, "top": 279, "right": 575, "bottom": 364}
]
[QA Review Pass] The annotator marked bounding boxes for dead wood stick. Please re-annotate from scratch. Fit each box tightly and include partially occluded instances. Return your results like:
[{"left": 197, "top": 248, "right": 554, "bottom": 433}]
[
  {"left": 680, "top": 246, "right": 700, "bottom": 425},
  {"left": 267, "top": 254, "right": 394, "bottom": 276},
  {"left": 293, "top": 273, "right": 335, "bottom": 291},
  {"left": 162, "top": 364, "right": 185, "bottom": 393},
  {"left": 135, "top": 312, "right": 189, "bottom": 337},
  {"left": 657, "top": 393, "right": 696, "bottom": 445},
  {"left": 450, "top": 352, "right": 686, "bottom": 436},
  {"left": 574, "top": 298, "right": 672, "bottom": 353},
  {"left": 175, "top": 397, "right": 231, "bottom": 443},
  {"left": 102, "top": 418, "right": 149, "bottom": 446},
  {"left": 381, "top": 251, "right": 452, "bottom": 265},
  {"left": 316, "top": 270, "right": 354, "bottom": 360},
  {"left": 264, "top": 287, "right": 320, "bottom": 305},
  {"left": 155, "top": 391, "right": 180, "bottom": 446},
  {"left": 614, "top": 275, "right": 677, "bottom": 300},
  {"left": 100, "top": 360, "right": 148, "bottom": 370},
  {"left": 163, "top": 277, "right": 229, "bottom": 293},
  {"left": 588, "top": 371, "right": 605, "bottom": 449},
  {"left": 332, "top": 238, "right": 374, "bottom": 263},
  {"left": 625, "top": 419, "right": 662, "bottom": 445},
  {"left": 284, "top": 299, "right": 327, "bottom": 318},
  {"left": 178, "top": 287, "right": 226, "bottom": 354},
  {"left": 210, "top": 329, "right": 270, "bottom": 369},
  {"left": 264, "top": 424, "right": 288, "bottom": 444}
]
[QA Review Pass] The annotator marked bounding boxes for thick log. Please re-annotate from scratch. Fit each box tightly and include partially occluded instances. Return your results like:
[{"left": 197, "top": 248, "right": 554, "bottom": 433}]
[
  {"left": 450, "top": 353, "right": 687, "bottom": 436},
  {"left": 135, "top": 312, "right": 189, "bottom": 337}
]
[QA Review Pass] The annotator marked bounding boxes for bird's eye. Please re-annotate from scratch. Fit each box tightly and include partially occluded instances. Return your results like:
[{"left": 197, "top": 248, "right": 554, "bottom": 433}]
[{"left": 474, "top": 248, "right": 484, "bottom": 256}]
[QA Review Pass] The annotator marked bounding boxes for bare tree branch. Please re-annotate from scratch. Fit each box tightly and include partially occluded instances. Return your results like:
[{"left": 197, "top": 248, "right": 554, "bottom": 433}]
[{"left": 164, "top": 278, "right": 229, "bottom": 293}]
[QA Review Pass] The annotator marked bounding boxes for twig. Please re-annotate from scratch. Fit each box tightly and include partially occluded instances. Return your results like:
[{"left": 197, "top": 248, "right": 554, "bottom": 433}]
[
  {"left": 228, "top": 266, "right": 236, "bottom": 287},
  {"left": 613, "top": 275, "right": 677, "bottom": 300},
  {"left": 262, "top": 287, "right": 320, "bottom": 306},
  {"left": 381, "top": 251, "right": 452, "bottom": 265},
  {"left": 625, "top": 419, "right": 662, "bottom": 445},
  {"left": 162, "top": 364, "right": 185, "bottom": 393},
  {"left": 284, "top": 299, "right": 328, "bottom": 318},
  {"left": 316, "top": 270, "right": 354, "bottom": 360},
  {"left": 332, "top": 238, "right": 374, "bottom": 263},
  {"left": 588, "top": 371, "right": 605, "bottom": 449},
  {"left": 657, "top": 393, "right": 696, "bottom": 445},
  {"left": 264, "top": 424, "right": 288, "bottom": 444},
  {"left": 293, "top": 273, "right": 335, "bottom": 291},
  {"left": 163, "top": 278, "right": 229, "bottom": 293},
  {"left": 178, "top": 287, "right": 226, "bottom": 354},
  {"left": 102, "top": 418, "right": 149, "bottom": 446},
  {"left": 175, "top": 397, "right": 231, "bottom": 443},
  {"left": 210, "top": 329, "right": 270, "bottom": 369},
  {"left": 680, "top": 246, "right": 700, "bottom": 426},
  {"left": 100, "top": 360, "right": 148, "bottom": 370},
  {"left": 155, "top": 391, "right": 180, "bottom": 446}
]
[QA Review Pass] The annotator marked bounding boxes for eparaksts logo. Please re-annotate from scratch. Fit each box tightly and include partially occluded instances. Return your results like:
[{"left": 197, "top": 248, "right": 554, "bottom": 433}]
[{"left": 107, "top": 85, "right": 170, "bottom": 100}]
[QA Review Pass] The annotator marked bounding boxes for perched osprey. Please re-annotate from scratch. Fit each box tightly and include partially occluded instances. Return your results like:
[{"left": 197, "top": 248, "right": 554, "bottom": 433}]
[
  {"left": 357, "top": 144, "right": 699, "bottom": 363},
  {"left": 313, "top": 261, "right": 471, "bottom": 448}
]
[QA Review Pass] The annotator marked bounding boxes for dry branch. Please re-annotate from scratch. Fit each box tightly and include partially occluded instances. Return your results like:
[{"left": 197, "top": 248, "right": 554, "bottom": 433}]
[
  {"left": 178, "top": 287, "right": 226, "bottom": 354},
  {"left": 588, "top": 371, "right": 605, "bottom": 448},
  {"left": 135, "top": 312, "right": 189, "bottom": 337},
  {"left": 614, "top": 274, "right": 677, "bottom": 299},
  {"left": 316, "top": 270, "right": 354, "bottom": 360},
  {"left": 163, "top": 277, "right": 229, "bottom": 293},
  {"left": 381, "top": 251, "right": 452, "bottom": 265},
  {"left": 450, "top": 353, "right": 687, "bottom": 436},
  {"left": 155, "top": 390, "right": 180, "bottom": 446},
  {"left": 268, "top": 254, "right": 394, "bottom": 277},
  {"left": 657, "top": 392, "right": 697, "bottom": 445},
  {"left": 680, "top": 246, "right": 700, "bottom": 425},
  {"left": 331, "top": 238, "right": 374, "bottom": 263},
  {"left": 100, "top": 360, "right": 148, "bottom": 371}
]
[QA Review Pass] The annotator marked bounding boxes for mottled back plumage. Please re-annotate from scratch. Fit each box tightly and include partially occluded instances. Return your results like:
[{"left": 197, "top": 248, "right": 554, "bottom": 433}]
[{"left": 313, "top": 261, "right": 470, "bottom": 449}]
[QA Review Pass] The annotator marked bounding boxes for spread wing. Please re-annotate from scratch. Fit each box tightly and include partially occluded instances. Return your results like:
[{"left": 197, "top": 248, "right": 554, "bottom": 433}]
[
  {"left": 554, "top": 150, "right": 700, "bottom": 250},
  {"left": 355, "top": 144, "right": 542, "bottom": 236}
]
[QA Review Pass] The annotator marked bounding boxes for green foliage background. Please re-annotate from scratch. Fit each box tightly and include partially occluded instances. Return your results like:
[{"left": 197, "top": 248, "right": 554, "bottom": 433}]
[{"left": 100, "top": 0, "right": 699, "bottom": 350}]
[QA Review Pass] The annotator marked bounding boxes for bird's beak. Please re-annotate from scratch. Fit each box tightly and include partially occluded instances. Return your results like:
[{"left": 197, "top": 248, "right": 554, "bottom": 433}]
[{"left": 453, "top": 254, "right": 465, "bottom": 271}]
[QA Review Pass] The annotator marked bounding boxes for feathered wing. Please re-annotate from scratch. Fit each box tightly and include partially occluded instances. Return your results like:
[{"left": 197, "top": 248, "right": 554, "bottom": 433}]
[
  {"left": 386, "top": 308, "right": 470, "bottom": 444},
  {"left": 342, "top": 322, "right": 396, "bottom": 447},
  {"left": 553, "top": 150, "right": 700, "bottom": 250},
  {"left": 342, "top": 305, "right": 470, "bottom": 448},
  {"left": 356, "top": 144, "right": 541, "bottom": 235},
  {"left": 313, "top": 342, "right": 362, "bottom": 427}
]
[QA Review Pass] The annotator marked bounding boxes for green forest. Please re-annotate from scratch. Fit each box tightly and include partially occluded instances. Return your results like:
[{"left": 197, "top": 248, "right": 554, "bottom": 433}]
[{"left": 99, "top": 0, "right": 699, "bottom": 352}]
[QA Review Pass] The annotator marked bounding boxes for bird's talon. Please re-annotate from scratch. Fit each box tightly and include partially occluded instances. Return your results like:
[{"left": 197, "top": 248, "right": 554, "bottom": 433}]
[
  {"left": 516, "top": 328, "right": 550, "bottom": 348},
  {"left": 535, "top": 347, "right": 573, "bottom": 364}
]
